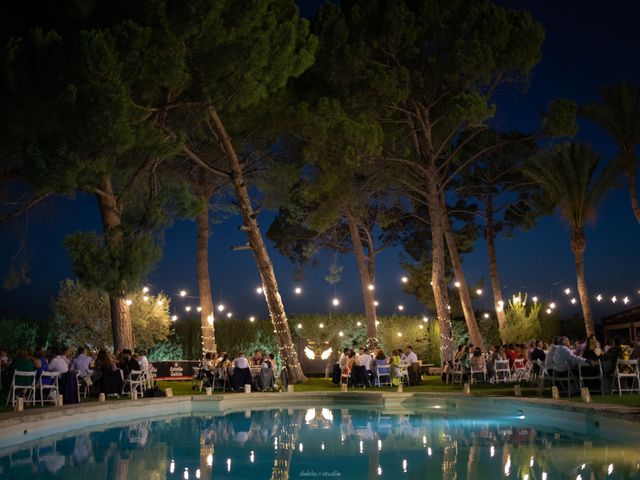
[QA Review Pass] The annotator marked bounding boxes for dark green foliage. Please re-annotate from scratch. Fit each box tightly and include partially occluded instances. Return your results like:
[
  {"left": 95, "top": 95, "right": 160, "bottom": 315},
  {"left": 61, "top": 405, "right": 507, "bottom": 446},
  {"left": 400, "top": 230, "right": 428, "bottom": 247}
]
[{"left": 0, "top": 317, "right": 39, "bottom": 353}]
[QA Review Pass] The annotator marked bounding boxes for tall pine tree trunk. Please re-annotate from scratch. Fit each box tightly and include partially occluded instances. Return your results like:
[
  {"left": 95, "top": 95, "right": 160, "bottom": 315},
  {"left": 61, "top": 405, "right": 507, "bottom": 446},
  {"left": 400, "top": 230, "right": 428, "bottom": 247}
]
[
  {"left": 426, "top": 173, "right": 455, "bottom": 364},
  {"left": 345, "top": 208, "right": 378, "bottom": 346},
  {"left": 572, "top": 228, "right": 595, "bottom": 336},
  {"left": 440, "top": 193, "right": 485, "bottom": 350},
  {"left": 625, "top": 166, "right": 640, "bottom": 223},
  {"left": 196, "top": 171, "right": 216, "bottom": 356},
  {"left": 96, "top": 177, "right": 133, "bottom": 352},
  {"left": 205, "top": 103, "right": 306, "bottom": 383},
  {"left": 485, "top": 200, "right": 507, "bottom": 333}
]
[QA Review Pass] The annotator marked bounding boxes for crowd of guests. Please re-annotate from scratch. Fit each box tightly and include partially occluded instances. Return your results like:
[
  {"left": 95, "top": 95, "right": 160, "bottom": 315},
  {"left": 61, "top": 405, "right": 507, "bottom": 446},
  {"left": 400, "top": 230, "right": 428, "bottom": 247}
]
[
  {"left": 335, "top": 345, "right": 421, "bottom": 386},
  {"left": 0, "top": 345, "right": 151, "bottom": 402},
  {"left": 198, "top": 349, "right": 279, "bottom": 391}
]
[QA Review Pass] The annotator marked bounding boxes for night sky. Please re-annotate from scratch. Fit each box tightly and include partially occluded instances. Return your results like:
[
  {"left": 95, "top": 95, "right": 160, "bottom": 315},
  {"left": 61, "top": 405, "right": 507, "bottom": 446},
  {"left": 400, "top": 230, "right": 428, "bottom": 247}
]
[{"left": 1, "top": 1, "right": 639, "bottom": 323}]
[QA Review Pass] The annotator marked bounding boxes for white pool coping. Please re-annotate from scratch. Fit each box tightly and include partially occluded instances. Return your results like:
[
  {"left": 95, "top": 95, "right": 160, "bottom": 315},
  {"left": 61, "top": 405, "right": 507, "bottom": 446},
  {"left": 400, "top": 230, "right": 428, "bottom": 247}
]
[{"left": 1, "top": 391, "right": 639, "bottom": 453}]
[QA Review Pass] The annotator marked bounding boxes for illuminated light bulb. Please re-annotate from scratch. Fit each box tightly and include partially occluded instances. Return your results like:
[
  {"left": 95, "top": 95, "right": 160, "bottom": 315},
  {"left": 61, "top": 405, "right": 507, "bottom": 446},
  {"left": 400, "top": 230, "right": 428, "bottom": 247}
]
[
  {"left": 171, "top": 315, "right": 178, "bottom": 322},
  {"left": 125, "top": 299, "right": 133, "bottom": 306},
  {"left": 513, "top": 295, "right": 521, "bottom": 304},
  {"left": 197, "top": 306, "right": 202, "bottom": 312},
  {"left": 623, "top": 296, "right": 629, "bottom": 304},
  {"left": 375, "top": 320, "right": 380, "bottom": 326},
  {"left": 368, "top": 284, "right": 374, "bottom": 291},
  {"left": 546, "top": 308, "right": 552, "bottom": 314},
  {"left": 549, "top": 302, "right": 556, "bottom": 309},
  {"left": 374, "top": 300, "right": 379, "bottom": 307},
  {"left": 217, "top": 304, "right": 225, "bottom": 312},
  {"left": 612, "top": 296, "right": 617, "bottom": 303},
  {"left": 256, "top": 287, "right": 263, "bottom": 294},
  {"left": 480, "top": 312, "right": 489, "bottom": 319},
  {"left": 249, "top": 316, "right": 255, "bottom": 322},
  {"left": 397, "top": 332, "right": 402, "bottom": 337},
  {"left": 185, "top": 306, "right": 192, "bottom": 312},
  {"left": 226, "top": 312, "right": 232, "bottom": 318},
  {"left": 447, "top": 305, "right": 451, "bottom": 311},
  {"left": 338, "top": 331, "right": 344, "bottom": 337},
  {"left": 332, "top": 298, "right": 340, "bottom": 306},
  {"left": 157, "top": 298, "right": 164, "bottom": 305},
  {"left": 532, "top": 296, "right": 538, "bottom": 302},
  {"left": 294, "top": 287, "right": 302, "bottom": 295},
  {"left": 564, "top": 288, "right": 571, "bottom": 295},
  {"left": 401, "top": 276, "right": 408, "bottom": 284},
  {"left": 319, "top": 323, "right": 324, "bottom": 328},
  {"left": 398, "top": 305, "right": 404, "bottom": 311},
  {"left": 570, "top": 298, "right": 577, "bottom": 304},
  {"left": 476, "top": 289, "right": 483, "bottom": 295},
  {"left": 423, "top": 316, "right": 428, "bottom": 322},
  {"left": 180, "top": 290, "right": 187, "bottom": 297},
  {"left": 418, "top": 324, "right": 424, "bottom": 329},
  {"left": 422, "top": 435, "right": 427, "bottom": 446},
  {"left": 356, "top": 321, "right": 362, "bottom": 326},
  {"left": 321, "top": 442, "right": 325, "bottom": 451},
  {"left": 454, "top": 281, "right": 461, "bottom": 288},
  {"left": 207, "top": 315, "right": 214, "bottom": 325},
  {"left": 143, "top": 296, "right": 149, "bottom": 302},
  {"left": 142, "top": 286, "right": 149, "bottom": 293},
  {"left": 296, "top": 323, "right": 302, "bottom": 329},
  {"left": 596, "top": 294, "right": 603, "bottom": 301}
]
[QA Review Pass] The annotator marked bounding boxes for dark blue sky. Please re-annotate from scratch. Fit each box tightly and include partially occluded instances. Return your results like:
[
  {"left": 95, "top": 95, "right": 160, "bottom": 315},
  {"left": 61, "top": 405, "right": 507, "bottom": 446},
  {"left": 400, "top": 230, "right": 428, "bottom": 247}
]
[{"left": 1, "top": 1, "right": 639, "bottom": 322}]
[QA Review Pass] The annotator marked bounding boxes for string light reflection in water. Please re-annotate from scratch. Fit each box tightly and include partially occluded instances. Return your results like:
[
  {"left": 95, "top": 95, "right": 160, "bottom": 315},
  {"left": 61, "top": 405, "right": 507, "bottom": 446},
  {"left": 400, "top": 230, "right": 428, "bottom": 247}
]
[{"left": 1, "top": 407, "right": 639, "bottom": 479}]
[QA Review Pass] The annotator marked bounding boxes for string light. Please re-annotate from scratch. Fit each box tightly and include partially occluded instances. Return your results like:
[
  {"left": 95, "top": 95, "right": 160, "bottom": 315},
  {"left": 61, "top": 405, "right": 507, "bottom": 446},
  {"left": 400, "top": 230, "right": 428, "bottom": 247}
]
[
  {"left": 596, "top": 294, "right": 603, "bottom": 301},
  {"left": 207, "top": 315, "right": 214, "bottom": 325},
  {"left": 368, "top": 284, "right": 374, "bottom": 291},
  {"left": 623, "top": 296, "right": 630, "bottom": 304},
  {"left": 197, "top": 306, "right": 202, "bottom": 312},
  {"left": 401, "top": 276, "right": 408, "bottom": 284},
  {"left": 142, "top": 286, "right": 149, "bottom": 293},
  {"left": 294, "top": 287, "right": 302, "bottom": 295},
  {"left": 180, "top": 290, "right": 187, "bottom": 297},
  {"left": 338, "top": 331, "right": 344, "bottom": 337},
  {"left": 217, "top": 304, "right": 225, "bottom": 312},
  {"left": 564, "top": 288, "right": 571, "bottom": 295},
  {"left": 418, "top": 325, "right": 424, "bottom": 329},
  {"left": 249, "top": 316, "right": 255, "bottom": 322},
  {"left": 143, "top": 296, "right": 149, "bottom": 302},
  {"left": 125, "top": 299, "right": 133, "bottom": 306},
  {"left": 454, "top": 281, "right": 461, "bottom": 288},
  {"left": 476, "top": 289, "right": 482, "bottom": 295},
  {"left": 356, "top": 321, "right": 362, "bottom": 326},
  {"left": 397, "top": 332, "right": 402, "bottom": 337},
  {"left": 297, "top": 323, "right": 302, "bottom": 329},
  {"left": 532, "top": 296, "right": 538, "bottom": 302},
  {"left": 397, "top": 305, "right": 404, "bottom": 311},
  {"left": 319, "top": 323, "right": 324, "bottom": 328},
  {"left": 226, "top": 312, "right": 232, "bottom": 318},
  {"left": 256, "top": 287, "right": 263, "bottom": 294},
  {"left": 549, "top": 302, "right": 556, "bottom": 310},
  {"left": 157, "top": 298, "right": 164, "bottom": 305},
  {"left": 546, "top": 308, "right": 552, "bottom": 314},
  {"left": 171, "top": 315, "right": 178, "bottom": 322},
  {"left": 483, "top": 313, "right": 490, "bottom": 319},
  {"left": 374, "top": 300, "right": 379, "bottom": 306},
  {"left": 332, "top": 298, "right": 340, "bottom": 307},
  {"left": 185, "top": 306, "right": 191, "bottom": 312},
  {"left": 612, "top": 296, "right": 617, "bottom": 303},
  {"left": 570, "top": 298, "right": 577, "bottom": 304}
]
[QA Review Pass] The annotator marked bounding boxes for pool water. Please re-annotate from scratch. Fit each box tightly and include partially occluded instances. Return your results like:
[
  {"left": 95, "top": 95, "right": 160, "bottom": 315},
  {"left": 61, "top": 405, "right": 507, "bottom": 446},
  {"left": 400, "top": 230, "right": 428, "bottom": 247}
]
[{"left": 1, "top": 405, "right": 639, "bottom": 479}]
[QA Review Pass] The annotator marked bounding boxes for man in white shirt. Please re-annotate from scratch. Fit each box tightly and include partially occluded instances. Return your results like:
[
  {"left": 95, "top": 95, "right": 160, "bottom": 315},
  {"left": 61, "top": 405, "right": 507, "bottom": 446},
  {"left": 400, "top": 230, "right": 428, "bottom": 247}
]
[
  {"left": 137, "top": 350, "right": 150, "bottom": 370},
  {"left": 359, "top": 349, "right": 372, "bottom": 370},
  {"left": 406, "top": 346, "right": 418, "bottom": 365},
  {"left": 49, "top": 347, "right": 70, "bottom": 373},
  {"left": 234, "top": 352, "right": 249, "bottom": 369},
  {"left": 232, "top": 352, "right": 251, "bottom": 391},
  {"left": 70, "top": 347, "right": 93, "bottom": 377},
  {"left": 338, "top": 348, "right": 349, "bottom": 370}
]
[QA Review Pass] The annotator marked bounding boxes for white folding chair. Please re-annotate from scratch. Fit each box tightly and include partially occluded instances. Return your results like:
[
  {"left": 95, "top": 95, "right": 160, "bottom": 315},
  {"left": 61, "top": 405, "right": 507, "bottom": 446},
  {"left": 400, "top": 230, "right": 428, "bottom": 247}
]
[
  {"left": 375, "top": 364, "right": 392, "bottom": 387},
  {"left": 396, "top": 364, "right": 411, "bottom": 386},
  {"left": 494, "top": 360, "right": 512, "bottom": 383},
  {"left": 578, "top": 360, "right": 604, "bottom": 395},
  {"left": 38, "top": 371, "right": 60, "bottom": 405},
  {"left": 6, "top": 370, "right": 37, "bottom": 407},
  {"left": 512, "top": 358, "right": 528, "bottom": 382},
  {"left": 551, "top": 369, "right": 576, "bottom": 398},
  {"left": 447, "top": 362, "right": 463, "bottom": 384},
  {"left": 612, "top": 359, "right": 640, "bottom": 396},
  {"left": 536, "top": 360, "right": 552, "bottom": 396},
  {"left": 470, "top": 361, "right": 487, "bottom": 384},
  {"left": 75, "top": 372, "right": 91, "bottom": 400},
  {"left": 122, "top": 370, "right": 145, "bottom": 397}
]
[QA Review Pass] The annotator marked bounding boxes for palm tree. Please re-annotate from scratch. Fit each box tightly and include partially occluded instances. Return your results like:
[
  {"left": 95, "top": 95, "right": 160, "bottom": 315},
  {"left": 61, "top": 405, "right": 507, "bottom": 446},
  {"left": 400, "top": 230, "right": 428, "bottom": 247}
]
[
  {"left": 524, "top": 143, "right": 616, "bottom": 336},
  {"left": 581, "top": 82, "right": 640, "bottom": 223}
]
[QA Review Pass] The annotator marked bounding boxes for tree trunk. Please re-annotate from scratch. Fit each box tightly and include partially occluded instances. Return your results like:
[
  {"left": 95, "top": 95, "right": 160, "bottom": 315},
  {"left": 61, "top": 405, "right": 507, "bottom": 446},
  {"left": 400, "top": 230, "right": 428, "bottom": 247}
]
[
  {"left": 425, "top": 174, "right": 455, "bottom": 364},
  {"left": 270, "top": 409, "right": 304, "bottom": 480},
  {"left": 196, "top": 171, "right": 216, "bottom": 356},
  {"left": 205, "top": 103, "right": 306, "bottom": 383},
  {"left": 625, "top": 166, "right": 640, "bottom": 224},
  {"left": 440, "top": 193, "right": 485, "bottom": 350},
  {"left": 96, "top": 177, "right": 134, "bottom": 352},
  {"left": 572, "top": 228, "right": 595, "bottom": 336},
  {"left": 344, "top": 208, "right": 378, "bottom": 346},
  {"left": 485, "top": 198, "right": 507, "bottom": 333}
]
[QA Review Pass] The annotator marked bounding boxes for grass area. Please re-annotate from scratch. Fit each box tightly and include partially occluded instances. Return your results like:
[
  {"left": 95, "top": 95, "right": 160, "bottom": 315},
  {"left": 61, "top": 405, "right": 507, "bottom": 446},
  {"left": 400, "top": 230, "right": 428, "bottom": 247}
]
[{"left": 3, "top": 376, "right": 638, "bottom": 412}]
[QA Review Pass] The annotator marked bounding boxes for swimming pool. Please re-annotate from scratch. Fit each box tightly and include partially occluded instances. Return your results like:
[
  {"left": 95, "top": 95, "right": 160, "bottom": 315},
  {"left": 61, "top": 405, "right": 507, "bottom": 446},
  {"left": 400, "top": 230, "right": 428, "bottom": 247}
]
[{"left": 1, "top": 394, "right": 639, "bottom": 479}]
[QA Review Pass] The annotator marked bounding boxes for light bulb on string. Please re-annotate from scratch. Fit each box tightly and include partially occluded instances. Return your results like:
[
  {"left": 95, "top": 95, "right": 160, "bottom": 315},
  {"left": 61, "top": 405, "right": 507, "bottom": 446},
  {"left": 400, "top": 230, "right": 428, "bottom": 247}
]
[
  {"left": 423, "top": 317, "right": 428, "bottom": 322},
  {"left": 564, "top": 288, "right": 571, "bottom": 295},
  {"left": 142, "top": 286, "right": 149, "bottom": 294},
  {"left": 332, "top": 298, "right": 340, "bottom": 307},
  {"left": 532, "top": 296, "right": 538, "bottom": 303},
  {"left": 356, "top": 321, "right": 362, "bottom": 326},
  {"left": 612, "top": 296, "right": 617, "bottom": 303},
  {"left": 596, "top": 294, "right": 602, "bottom": 302},
  {"left": 143, "top": 296, "right": 149, "bottom": 302},
  {"left": 454, "top": 281, "right": 461, "bottom": 288},
  {"left": 397, "top": 332, "right": 402, "bottom": 337},
  {"left": 294, "top": 287, "right": 302, "bottom": 295},
  {"left": 249, "top": 316, "right": 255, "bottom": 322},
  {"left": 397, "top": 305, "right": 404, "bottom": 311},
  {"left": 401, "top": 276, "right": 408, "bottom": 284},
  {"left": 180, "top": 290, "right": 187, "bottom": 297},
  {"left": 256, "top": 287, "right": 263, "bottom": 295},
  {"left": 226, "top": 312, "right": 232, "bottom": 318},
  {"left": 125, "top": 299, "right": 133, "bottom": 306},
  {"left": 374, "top": 300, "right": 379, "bottom": 307},
  {"left": 549, "top": 302, "right": 556, "bottom": 310},
  {"left": 476, "top": 289, "right": 482, "bottom": 295},
  {"left": 418, "top": 325, "right": 424, "bottom": 330},
  {"left": 157, "top": 298, "right": 164, "bottom": 306},
  {"left": 545, "top": 308, "right": 552, "bottom": 314},
  {"left": 368, "top": 284, "right": 374, "bottom": 291},
  {"left": 483, "top": 313, "right": 490, "bottom": 319},
  {"left": 570, "top": 298, "right": 577, "bottom": 305},
  {"left": 338, "top": 331, "right": 344, "bottom": 337},
  {"left": 197, "top": 306, "right": 202, "bottom": 312},
  {"left": 217, "top": 304, "right": 225, "bottom": 312},
  {"left": 185, "top": 306, "right": 191, "bottom": 312},
  {"left": 296, "top": 323, "right": 302, "bottom": 329},
  {"left": 623, "top": 296, "right": 629, "bottom": 304},
  {"left": 319, "top": 323, "right": 324, "bottom": 329},
  {"left": 171, "top": 315, "right": 178, "bottom": 322}
]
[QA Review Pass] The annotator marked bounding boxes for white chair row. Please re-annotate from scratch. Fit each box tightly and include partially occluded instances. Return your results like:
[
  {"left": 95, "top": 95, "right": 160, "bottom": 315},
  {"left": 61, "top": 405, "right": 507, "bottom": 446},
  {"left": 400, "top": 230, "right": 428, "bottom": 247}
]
[{"left": 6, "top": 370, "right": 62, "bottom": 407}]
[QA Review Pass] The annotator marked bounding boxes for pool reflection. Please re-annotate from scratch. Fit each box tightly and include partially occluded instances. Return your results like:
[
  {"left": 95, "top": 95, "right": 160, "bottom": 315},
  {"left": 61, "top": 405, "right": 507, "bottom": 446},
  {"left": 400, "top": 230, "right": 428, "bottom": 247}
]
[{"left": 1, "top": 406, "right": 640, "bottom": 479}]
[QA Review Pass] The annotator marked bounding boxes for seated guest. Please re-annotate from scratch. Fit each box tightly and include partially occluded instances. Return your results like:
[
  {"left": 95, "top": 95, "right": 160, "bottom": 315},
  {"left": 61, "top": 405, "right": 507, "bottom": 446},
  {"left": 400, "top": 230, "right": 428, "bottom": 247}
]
[
  {"left": 70, "top": 346, "right": 93, "bottom": 378},
  {"left": 119, "top": 349, "right": 141, "bottom": 378},
  {"left": 231, "top": 352, "right": 252, "bottom": 391},
  {"left": 137, "top": 349, "right": 150, "bottom": 370},
  {"left": 12, "top": 348, "right": 36, "bottom": 386},
  {"left": 93, "top": 349, "right": 123, "bottom": 395},
  {"left": 49, "top": 347, "right": 70, "bottom": 373},
  {"left": 582, "top": 335, "right": 603, "bottom": 361},
  {"left": 202, "top": 352, "right": 215, "bottom": 385},
  {"left": 217, "top": 354, "right": 231, "bottom": 382},
  {"left": 544, "top": 337, "right": 560, "bottom": 373},
  {"left": 553, "top": 336, "right": 589, "bottom": 376},
  {"left": 32, "top": 346, "right": 52, "bottom": 385},
  {"left": 391, "top": 349, "right": 401, "bottom": 367},
  {"left": 530, "top": 341, "right": 546, "bottom": 375},
  {"left": 252, "top": 350, "right": 263, "bottom": 366},
  {"left": 215, "top": 351, "right": 228, "bottom": 367}
]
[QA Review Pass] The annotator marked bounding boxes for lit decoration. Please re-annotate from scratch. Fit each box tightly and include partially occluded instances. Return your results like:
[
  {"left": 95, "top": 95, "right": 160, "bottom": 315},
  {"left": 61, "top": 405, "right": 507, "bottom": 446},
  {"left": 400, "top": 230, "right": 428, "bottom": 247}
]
[
  {"left": 549, "top": 302, "right": 556, "bottom": 310},
  {"left": 422, "top": 316, "right": 428, "bottom": 322},
  {"left": 125, "top": 299, "right": 133, "bottom": 306},
  {"left": 397, "top": 332, "right": 402, "bottom": 337},
  {"left": 532, "top": 296, "right": 538, "bottom": 302},
  {"left": 207, "top": 315, "right": 214, "bottom": 325},
  {"left": 256, "top": 287, "right": 263, "bottom": 294},
  {"left": 196, "top": 469, "right": 201, "bottom": 480},
  {"left": 157, "top": 298, "right": 164, "bottom": 306},
  {"left": 513, "top": 295, "right": 521, "bottom": 304},
  {"left": 483, "top": 313, "right": 490, "bottom": 319},
  {"left": 623, "top": 296, "right": 630, "bottom": 304},
  {"left": 402, "top": 459, "right": 407, "bottom": 473},
  {"left": 298, "top": 443, "right": 303, "bottom": 452},
  {"left": 294, "top": 287, "right": 302, "bottom": 295},
  {"left": 217, "top": 304, "right": 225, "bottom": 312},
  {"left": 143, "top": 295, "right": 149, "bottom": 302},
  {"left": 332, "top": 298, "right": 340, "bottom": 306},
  {"left": 338, "top": 331, "right": 344, "bottom": 337},
  {"left": 226, "top": 459, "right": 231, "bottom": 473},
  {"left": 374, "top": 300, "right": 379, "bottom": 306},
  {"left": 320, "top": 347, "right": 332, "bottom": 360},
  {"left": 570, "top": 298, "right": 577, "bottom": 304},
  {"left": 596, "top": 294, "right": 603, "bottom": 301},
  {"left": 546, "top": 308, "right": 552, "bottom": 314},
  {"left": 184, "top": 468, "right": 189, "bottom": 480},
  {"left": 171, "top": 315, "right": 178, "bottom": 322},
  {"left": 180, "top": 290, "right": 187, "bottom": 297},
  {"left": 454, "top": 281, "right": 461, "bottom": 288},
  {"left": 142, "top": 286, "right": 149, "bottom": 293},
  {"left": 368, "top": 284, "right": 375, "bottom": 291},
  {"left": 398, "top": 305, "right": 404, "bottom": 311},
  {"left": 249, "top": 451, "right": 254, "bottom": 464},
  {"left": 296, "top": 323, "right": 302, "bottom": 329},
  {"left": 564, "top": 288, "right": 571, "bottom": 295},
  {"left": 304, "top": 347, "right": 315, "bottom": 360},
  {"left": 375, "top": 320, "right": 380, "bottom": 326},
  {"left": 226, "top": 312, "right": 232, "bottom": 318},
  {"left": 356, "top": 321, "right": 362, "bottom": 326},
  {"left": 249, "top": 316, "right": 255, "bottom": 322},
  {"left": 608, "top": 464, "right": 614, "bottom": 475},
  {"left": 612, "top": 296, "right": 617, "bottom": 303},
  {"left": 419, "top": 325, "right": 424, "bottom": 329},
  {"left": 401, "top": 276, "right": 408, "bottom": 283},
  {"left": 319, "top": 323, "right": 324, "bottom": 328},
  {"left": 197, "top": 306, "right": 202, "bottom": 312},
  {"left": 476, "top": 289, "right": 482, "bottom": 295},
  {"left": 305, "top": 408, "right": 316, "bottom": 423},
  {"left": 185, "top": 306, "right": 192, "bottom": 312}
]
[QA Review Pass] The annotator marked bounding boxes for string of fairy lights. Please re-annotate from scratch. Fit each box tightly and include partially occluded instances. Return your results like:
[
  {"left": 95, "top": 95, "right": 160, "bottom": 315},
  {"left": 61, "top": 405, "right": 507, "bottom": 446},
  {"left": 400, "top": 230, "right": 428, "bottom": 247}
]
[{"left": 130, "top": 275, "right": 640, "bottom": 337}]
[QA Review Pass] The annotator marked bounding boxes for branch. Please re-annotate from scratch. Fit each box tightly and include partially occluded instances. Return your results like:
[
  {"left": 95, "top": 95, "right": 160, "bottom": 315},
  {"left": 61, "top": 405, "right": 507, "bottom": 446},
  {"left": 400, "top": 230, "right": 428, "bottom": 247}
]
[{"left": 182, "top": 145, "right": 230, "bottom": 178}]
